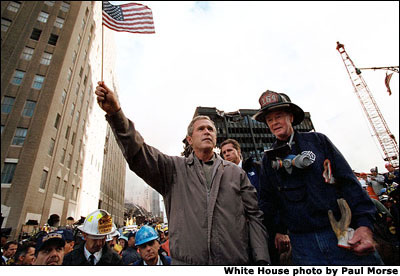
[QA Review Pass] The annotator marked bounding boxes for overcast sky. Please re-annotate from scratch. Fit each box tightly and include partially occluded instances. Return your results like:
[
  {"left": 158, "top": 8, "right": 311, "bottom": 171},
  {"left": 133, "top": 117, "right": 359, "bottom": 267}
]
[{"left": 105, "top": 1, "right": 399, "bottom": 195}]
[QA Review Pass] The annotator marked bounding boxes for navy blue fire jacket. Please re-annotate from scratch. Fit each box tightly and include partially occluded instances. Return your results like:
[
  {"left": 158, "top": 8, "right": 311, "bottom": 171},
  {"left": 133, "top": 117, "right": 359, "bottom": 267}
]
[{"left": 258, "top": 131, "right": 377, "bottom": 235}]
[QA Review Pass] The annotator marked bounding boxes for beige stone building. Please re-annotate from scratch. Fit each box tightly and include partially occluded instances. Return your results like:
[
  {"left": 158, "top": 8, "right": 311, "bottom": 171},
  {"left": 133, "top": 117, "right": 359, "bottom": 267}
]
[{"left": 1, "top": 1, "right": 126, "bottom": 239}]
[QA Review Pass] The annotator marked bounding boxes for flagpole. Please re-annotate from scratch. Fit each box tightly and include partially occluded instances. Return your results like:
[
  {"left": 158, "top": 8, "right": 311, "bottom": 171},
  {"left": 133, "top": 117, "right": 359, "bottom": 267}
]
[
  {"left": 99, "top": 23, "right": 104, "bottom": 109},
  {"left": 101, "top": 24, "right": 104, "bottom": 81}
]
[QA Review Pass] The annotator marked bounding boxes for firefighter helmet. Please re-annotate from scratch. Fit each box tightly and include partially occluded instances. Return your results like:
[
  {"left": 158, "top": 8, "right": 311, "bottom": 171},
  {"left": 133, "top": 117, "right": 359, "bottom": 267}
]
[{"left": 78, "top": 209, "right": 115, "bottom": 238}]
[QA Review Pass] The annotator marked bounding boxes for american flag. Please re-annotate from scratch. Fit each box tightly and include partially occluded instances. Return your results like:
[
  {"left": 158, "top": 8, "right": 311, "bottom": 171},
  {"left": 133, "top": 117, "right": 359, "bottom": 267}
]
[{"left": 102, "top": 1, "right": 155, "bottom": 34}]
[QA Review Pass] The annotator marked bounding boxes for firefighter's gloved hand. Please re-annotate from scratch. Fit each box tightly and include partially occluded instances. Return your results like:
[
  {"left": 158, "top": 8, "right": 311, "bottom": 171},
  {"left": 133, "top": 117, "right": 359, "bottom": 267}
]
[{"left": 328, "top": 198, "right": 354, "bottom": 249}]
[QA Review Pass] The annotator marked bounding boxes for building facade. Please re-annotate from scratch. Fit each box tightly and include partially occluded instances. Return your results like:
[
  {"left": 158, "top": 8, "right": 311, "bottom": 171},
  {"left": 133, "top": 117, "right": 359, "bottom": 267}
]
[
  {"left": 150, "top": 189, "right": 161, "bottom": 218},
  {"left": 1, "top": 1, "right": 125, "bottom": 238},
  {"left": 193, "top": 106, "right": 315, "bottom": 161}
]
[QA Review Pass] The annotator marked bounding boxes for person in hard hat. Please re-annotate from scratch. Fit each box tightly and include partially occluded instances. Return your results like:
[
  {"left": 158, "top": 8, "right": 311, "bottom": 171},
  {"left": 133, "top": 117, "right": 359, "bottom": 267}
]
[
  {"left": 122, "top": 231, "right": 141, "bottom": 265},
  {"left": 117, "top": 235, "right": 128, "bottom": 256},
  {"left": 160, "top": 229, "right": 170, "bottom": 257},
  {"left": 368, "top": 167, "right": 386, "bottom": 196},
  {"left": 95, "top": 82, "right": 270, "bottom": 265},
  {"left": 33, "top": 232, "right": 65, "bottom": 265},
  {"left": 106, "top": 225, "right": 120, "bottom": 253},
  {"left": 132, "top": 226, "right": 171, "bottom": 265},
  {"left": 158, "top": 229, "right": 166, "bottom": 244},
  {"left": 62, "top": 209, "right": 123, "bottom": 265},
  {"left": 364, "top": 172, "right": 379, "bottom": 201},
  {"left": 384, "top": 163, "right": 399, "bottom": 185},
  {"left": 254, "top": 90, "right": 382, "bottom": 265}
]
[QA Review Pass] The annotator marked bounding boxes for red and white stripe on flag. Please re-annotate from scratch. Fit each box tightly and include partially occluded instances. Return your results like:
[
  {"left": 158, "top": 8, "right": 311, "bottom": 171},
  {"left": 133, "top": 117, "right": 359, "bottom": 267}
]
[{"left": 102, "top": 1, "right": 155, "bottom": 34}]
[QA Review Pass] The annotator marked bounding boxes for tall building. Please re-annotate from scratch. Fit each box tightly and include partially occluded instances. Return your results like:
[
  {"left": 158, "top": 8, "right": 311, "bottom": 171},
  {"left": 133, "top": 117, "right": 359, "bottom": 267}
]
[
  {"left": 193, "top": 106, "right": 315, "bottom": 161},
  {"left": 1, "top": 1, "right": 125, "bottom": 238},
  {"left": 150, "top": 189, "right": 160, "bottom": 218}
]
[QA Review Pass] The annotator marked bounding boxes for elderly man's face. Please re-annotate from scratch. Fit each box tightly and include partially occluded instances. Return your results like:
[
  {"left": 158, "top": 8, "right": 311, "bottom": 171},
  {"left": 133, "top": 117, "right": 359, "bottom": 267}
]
[
  {"left": 34, "top": 244, "right": 64, "bottom": 265},
  {"left": 221, "top": 143, "right": 241, "bottom": 165},
  {"left": 187, "top": 119, "right": 216, "bottom": 153},
  {"left": 265, "top": 110, "right": 294, "bottom": 141},
  {"left": 138, "top": 240, "right": 160, "bottom": 265},
  {"left": 83, "top": 234, "right": 106, "bottom": 254}
]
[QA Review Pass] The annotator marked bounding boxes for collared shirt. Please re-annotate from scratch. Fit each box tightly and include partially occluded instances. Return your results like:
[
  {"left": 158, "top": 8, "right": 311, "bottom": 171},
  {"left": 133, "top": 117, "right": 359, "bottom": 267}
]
[
  {"left": 238, "top": 160, "right": 243, "bottom": 168},
  {"left": 143, "top": 256, "right": 163, "bottom": 265},
  {"left": 198, "top": 153, "right": 217, "bottom": 190},
  {"left": 84, "top": 245, "right": 102, "bottom": 265},
  {"left": 2, "top": 255, "right": 9, "bottom": 264}
]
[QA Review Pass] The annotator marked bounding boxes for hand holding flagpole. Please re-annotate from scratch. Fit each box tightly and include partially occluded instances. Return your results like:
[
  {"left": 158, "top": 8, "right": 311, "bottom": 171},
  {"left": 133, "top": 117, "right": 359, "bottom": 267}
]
[{"left": 95, "top": 81, "right": 121, "bottom": 115}]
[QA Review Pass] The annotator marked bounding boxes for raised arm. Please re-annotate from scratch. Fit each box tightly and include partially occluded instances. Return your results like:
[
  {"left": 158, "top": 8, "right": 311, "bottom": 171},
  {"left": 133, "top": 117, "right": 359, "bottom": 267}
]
[{"left": 95, "top": 81, "right": 175, "bottom": 196}]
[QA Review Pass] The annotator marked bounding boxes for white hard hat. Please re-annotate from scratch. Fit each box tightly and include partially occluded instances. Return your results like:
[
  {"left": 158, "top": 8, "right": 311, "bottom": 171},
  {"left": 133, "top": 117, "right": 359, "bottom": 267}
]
[{"left": 78, "top": 209, "right": 115, "bottom": 238}]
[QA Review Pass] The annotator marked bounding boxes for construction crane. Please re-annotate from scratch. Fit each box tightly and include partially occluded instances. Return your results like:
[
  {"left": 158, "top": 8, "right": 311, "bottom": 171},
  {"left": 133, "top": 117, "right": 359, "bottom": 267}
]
[
  {"left": 355, "top": 66, "right": 399, "bottom": 74},
  {"left": 336, "top": 41, "right": 399, "bottom": 168}
]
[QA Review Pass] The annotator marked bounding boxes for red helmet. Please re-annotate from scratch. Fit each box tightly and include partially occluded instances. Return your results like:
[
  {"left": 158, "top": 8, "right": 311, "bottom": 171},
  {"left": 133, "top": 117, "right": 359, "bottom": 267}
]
[{"left": 385, "top": 163, "right": 392, "bottom": 169}]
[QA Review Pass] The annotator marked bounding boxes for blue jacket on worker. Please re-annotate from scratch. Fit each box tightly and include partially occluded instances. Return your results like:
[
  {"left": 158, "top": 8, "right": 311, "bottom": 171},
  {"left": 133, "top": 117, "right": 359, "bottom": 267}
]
[
  {"left": 254, "top": 89, "right": 382, "bottom": 265},
  {"left": 258, "top": 130, "right": 377, "bottom": 235}
]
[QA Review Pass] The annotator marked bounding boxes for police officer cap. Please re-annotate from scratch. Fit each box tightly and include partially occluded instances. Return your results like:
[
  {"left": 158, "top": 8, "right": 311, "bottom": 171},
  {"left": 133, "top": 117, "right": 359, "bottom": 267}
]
[{"left": 35, "top": 232, "right": 65, "bottom": 252}]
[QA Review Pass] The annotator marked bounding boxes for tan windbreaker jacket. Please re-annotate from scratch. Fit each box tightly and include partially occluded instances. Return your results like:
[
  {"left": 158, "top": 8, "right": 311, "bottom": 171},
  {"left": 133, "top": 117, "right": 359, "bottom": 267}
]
[{"left": 106, "top": 110, "right": 270, "bottom": 265}]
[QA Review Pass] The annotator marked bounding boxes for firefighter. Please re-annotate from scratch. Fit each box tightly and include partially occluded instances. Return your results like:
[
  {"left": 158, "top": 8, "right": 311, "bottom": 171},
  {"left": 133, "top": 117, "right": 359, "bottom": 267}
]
[
  {"left": 62, "top": 209, "right": 123, "bottom": 265},
  {"left": 255, "top": 90, "right": 383, "bottom": 265}
]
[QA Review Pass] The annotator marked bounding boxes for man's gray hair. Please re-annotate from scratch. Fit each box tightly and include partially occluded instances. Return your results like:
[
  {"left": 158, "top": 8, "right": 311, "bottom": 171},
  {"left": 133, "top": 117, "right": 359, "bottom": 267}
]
[{"left": 186, "top": 115, "right": 216, "bottom": 137}]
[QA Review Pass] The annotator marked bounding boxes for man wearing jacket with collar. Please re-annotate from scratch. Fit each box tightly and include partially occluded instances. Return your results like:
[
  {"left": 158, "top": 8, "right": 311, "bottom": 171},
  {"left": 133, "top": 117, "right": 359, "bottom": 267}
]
[
  {"left": 255, "top": 90, "right": 383, "bottom": 265},
  {"left": 221, "top": 138, "right": 289, "bottom": 265},
  {"left": 95, "top": 81, "right": 270, "bottom": 265},
  {"left": 62, "top": 209, "right": 123, "bottom": 266},
  {"left": 133, "top": 226, "right": 171, "bottom": 265}
]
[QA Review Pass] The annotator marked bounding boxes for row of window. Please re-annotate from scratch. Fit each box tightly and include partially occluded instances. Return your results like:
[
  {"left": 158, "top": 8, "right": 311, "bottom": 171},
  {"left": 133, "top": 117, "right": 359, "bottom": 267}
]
[
  {"left": 0, "top": 19, "right": 60, "bottom": 46},
  {"left": 20, "top": 46, "right": 53, "bottom": 65},
  {"left": 37, "top": 11, "right": 65, "bottom": 28},
  {"left": 9, "top": 70, "right": 45, "bottom": 89},
  {"left": 31, "top": 28, "right": 59, "bottom": 45},
  {"left": 2, "top": 162, "right": 79, "bottom": 202},
  {"left": 2, "top": 97, "right": 35, "bottom": 117},
  {"left": 2, "top": 1, "right": 70, "bottom": 33},
  {"left": 2, "top": 135, "right": 82, "bottom": 184},
  {"left": 5, "top": 1, "right": 70, "bottom": 14}
]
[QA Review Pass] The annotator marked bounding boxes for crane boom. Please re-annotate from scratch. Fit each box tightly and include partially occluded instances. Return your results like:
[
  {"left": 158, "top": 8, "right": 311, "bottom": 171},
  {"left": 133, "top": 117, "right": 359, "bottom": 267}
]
[
  {"left": 356, "top": 66, "right": 399, "bottom": 73},
  {"left": 336, "top": 41, "right": 399, "bottom": 168}
]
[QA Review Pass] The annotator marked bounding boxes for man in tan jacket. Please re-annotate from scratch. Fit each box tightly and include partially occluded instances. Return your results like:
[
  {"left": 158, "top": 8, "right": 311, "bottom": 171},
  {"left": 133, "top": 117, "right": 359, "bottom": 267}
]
[{"left": 95, "top": 81, "right": 270, "bottom": 265}]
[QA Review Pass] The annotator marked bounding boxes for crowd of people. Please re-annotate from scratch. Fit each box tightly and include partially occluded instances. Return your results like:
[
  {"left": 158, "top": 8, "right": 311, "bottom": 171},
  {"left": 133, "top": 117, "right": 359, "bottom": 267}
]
[
  {"left": 1, "top": 84, "right": 399, "bottom": 266},
  {"left": 1, "top": 209, "right": 171, "bottom": 266}
]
